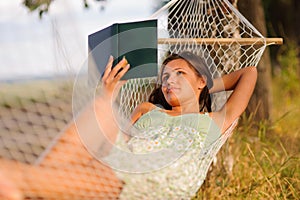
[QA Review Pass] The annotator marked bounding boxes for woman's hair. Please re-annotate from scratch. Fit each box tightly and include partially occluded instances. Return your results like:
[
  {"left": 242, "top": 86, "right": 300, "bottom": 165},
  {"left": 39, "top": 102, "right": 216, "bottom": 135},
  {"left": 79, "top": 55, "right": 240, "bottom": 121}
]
[{"left": 149, "top": 52, "right": 213, "bottom": 112}]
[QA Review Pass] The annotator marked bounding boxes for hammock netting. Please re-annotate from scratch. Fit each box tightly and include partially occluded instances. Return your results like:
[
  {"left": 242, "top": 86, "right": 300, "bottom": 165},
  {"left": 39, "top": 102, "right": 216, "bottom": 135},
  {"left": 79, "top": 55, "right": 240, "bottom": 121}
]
[{"left": 0, "top": 0, "right": 275, "bottom": 199}]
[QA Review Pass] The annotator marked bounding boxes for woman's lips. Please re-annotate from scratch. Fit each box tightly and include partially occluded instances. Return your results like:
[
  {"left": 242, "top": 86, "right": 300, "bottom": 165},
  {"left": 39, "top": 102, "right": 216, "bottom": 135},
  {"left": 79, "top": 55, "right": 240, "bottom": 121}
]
[{"left": 167, "top": 87, "right": 179, "bottom": 93}]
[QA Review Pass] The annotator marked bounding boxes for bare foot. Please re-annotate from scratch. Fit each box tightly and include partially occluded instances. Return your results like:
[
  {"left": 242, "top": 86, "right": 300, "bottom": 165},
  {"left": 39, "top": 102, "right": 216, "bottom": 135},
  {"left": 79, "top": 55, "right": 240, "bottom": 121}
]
[{"left": 0, "top": 171, "right": 22, "bottom": 200}]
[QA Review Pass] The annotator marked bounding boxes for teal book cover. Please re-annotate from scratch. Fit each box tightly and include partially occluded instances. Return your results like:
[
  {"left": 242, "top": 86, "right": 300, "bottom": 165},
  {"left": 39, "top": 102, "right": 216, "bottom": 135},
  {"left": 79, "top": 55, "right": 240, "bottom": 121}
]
[{"left": 88, "top": 19, "right": 158, "bottom": 80}]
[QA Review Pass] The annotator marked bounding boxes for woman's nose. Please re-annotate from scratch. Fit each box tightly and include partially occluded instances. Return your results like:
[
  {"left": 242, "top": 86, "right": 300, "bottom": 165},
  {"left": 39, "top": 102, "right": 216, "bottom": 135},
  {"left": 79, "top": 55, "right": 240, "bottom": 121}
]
[{"left": 166, "top": 73, "right": 176, "bottom": 84}]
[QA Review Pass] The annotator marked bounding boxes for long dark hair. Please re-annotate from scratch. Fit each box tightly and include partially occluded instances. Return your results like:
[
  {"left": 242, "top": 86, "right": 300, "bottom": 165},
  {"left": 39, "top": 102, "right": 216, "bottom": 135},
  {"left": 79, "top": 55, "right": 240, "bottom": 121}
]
[{"left": 149, "top": 52, "right": 213, "bottom": 112}]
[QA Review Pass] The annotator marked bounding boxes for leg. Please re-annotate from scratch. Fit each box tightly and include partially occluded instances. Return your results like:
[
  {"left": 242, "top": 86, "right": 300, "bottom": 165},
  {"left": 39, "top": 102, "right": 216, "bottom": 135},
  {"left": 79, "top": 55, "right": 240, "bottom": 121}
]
[{"left": 0, "top": 123, "right": 123, "bottom": 199}]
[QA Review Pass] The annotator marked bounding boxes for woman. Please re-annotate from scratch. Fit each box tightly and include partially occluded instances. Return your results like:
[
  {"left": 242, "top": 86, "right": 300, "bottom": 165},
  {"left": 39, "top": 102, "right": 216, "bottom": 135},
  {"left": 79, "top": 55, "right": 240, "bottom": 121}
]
[
  {"left": 0, "top": 52, "right": 257, "bottom": 199},
  {"left": 100, "top": 51, "right": 257, "bottom": 199}
]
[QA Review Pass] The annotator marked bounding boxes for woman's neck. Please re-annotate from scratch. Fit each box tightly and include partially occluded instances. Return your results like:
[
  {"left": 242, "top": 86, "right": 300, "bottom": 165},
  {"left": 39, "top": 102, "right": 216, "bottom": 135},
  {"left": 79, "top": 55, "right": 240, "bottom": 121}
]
[{"left": 170, "top": 102, "right": 200, "bottom": 114}]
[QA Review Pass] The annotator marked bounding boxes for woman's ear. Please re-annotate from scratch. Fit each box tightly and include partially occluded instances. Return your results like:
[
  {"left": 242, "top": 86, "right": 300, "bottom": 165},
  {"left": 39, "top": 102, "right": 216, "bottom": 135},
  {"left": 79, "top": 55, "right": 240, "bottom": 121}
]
[{"left": 198, "top": 75, "right": 207, "bottom": 90}]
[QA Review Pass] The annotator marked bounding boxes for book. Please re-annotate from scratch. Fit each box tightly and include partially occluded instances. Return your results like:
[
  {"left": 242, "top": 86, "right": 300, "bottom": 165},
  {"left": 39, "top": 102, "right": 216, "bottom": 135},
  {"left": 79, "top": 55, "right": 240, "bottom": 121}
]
[{"left": 88, "top": 19, "right": 158, "bottom": 80}]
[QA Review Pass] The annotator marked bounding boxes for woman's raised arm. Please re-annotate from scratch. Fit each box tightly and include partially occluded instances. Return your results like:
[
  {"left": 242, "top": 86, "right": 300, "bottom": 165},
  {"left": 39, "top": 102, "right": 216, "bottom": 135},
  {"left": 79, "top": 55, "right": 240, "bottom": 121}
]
[
  {"left": 210, "top": 67, "right": 258, "bottom": 132},
  {"left": 58, "top": 56, "right": 131, "bottom": 159},
  {"left": 210, "top": 67, "right": 256, "bottom": 94}
]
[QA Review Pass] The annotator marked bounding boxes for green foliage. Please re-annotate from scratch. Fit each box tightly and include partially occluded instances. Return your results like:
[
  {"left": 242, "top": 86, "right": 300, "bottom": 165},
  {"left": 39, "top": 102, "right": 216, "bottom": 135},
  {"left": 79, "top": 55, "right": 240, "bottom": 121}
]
[
  {"left": 23, "top": 0, "right": 89, "bottom": 18},
  {"left": 276, "top": 41, "right": 300, "bottom": 97},
  {"left": 23, "top": 0, "right": 52, "bottom": 18}
]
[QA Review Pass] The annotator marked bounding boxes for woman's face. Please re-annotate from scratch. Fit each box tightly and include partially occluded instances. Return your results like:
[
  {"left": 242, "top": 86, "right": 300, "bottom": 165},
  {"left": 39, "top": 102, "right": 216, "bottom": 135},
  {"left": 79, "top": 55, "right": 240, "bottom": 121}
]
[{"left": 161, "top": 58, "right": 205, "bottom": 107}]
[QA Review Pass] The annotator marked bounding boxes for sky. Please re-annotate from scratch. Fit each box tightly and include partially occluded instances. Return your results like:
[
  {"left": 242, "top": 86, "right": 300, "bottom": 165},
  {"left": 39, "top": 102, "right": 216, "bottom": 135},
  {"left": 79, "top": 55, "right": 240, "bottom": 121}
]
[{"left": 0, "top": 0, "right": 158, "bottom": 81}]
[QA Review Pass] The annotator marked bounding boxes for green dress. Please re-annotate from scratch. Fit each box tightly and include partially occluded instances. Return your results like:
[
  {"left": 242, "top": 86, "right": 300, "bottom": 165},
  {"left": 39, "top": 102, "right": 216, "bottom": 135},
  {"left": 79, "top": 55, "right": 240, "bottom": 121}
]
[{"left": 105, "top": 107, "right": 221, "bottom": 199}]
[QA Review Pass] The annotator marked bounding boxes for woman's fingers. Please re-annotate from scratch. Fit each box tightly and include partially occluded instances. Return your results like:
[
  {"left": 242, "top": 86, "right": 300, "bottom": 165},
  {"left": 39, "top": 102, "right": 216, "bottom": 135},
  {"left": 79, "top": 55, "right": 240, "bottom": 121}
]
[
  {"left": 113, "top": 64, "right": 130, "bottom": 81},
  {"left": 101, "top": 56, "right": 130, "bottom": 98},
  {"left": 103, "top": 56, "right": 129, "bottom": 82},
  {"left": 102, "top": 55, "right": 114, "bottom": 81},
  {"left": 109, "top": 57, "right": 128, "bottom": 80}
]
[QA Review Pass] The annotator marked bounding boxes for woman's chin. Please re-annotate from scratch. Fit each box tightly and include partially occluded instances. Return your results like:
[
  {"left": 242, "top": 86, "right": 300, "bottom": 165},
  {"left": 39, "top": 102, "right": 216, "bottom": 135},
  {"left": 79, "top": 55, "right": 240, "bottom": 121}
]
[{"left": 166, "top": 98, "right": 180, "bottom": 107}]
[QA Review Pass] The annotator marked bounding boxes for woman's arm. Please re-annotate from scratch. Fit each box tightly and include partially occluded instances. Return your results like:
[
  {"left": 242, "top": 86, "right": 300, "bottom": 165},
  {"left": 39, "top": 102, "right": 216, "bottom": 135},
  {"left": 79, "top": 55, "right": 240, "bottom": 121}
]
[
  {"left": 40, "top": 56, "right": 130, "bottom": 162},
  {"left": 88, "top": 56, "right": 130, "bottom": 155},
  {"left": 209, "top": 67, "right": 256, "bottom": 94},
  {"left": 210, "top": 67, "right": 258, "bottom": 132}
]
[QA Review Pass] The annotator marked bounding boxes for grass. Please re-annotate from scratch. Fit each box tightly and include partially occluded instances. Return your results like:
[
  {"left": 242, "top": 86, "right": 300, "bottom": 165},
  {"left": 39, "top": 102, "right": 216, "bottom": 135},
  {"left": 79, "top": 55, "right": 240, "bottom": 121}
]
[
  {"left": 194, "top": 89, "right": 300, "bottom": 199},
  {"left": 194, "top": 44, "right": 300, "bottom": 199}
]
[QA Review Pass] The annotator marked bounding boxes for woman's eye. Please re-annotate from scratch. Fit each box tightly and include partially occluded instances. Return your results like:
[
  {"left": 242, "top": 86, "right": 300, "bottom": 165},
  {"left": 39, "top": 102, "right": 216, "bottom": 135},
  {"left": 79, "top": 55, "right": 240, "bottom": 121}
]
[
  {"left": 162, "top": 75, "right": 169, "bottom": 82},
  {"left": 176, "top": 71, "right": 183, "bottom": 75}
]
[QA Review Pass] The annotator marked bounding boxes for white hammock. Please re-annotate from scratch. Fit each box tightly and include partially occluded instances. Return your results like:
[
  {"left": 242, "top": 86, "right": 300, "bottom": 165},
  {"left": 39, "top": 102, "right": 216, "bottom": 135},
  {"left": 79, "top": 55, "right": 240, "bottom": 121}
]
[{"left": 118, "top": 0, "right": 282, "bottom": 117}]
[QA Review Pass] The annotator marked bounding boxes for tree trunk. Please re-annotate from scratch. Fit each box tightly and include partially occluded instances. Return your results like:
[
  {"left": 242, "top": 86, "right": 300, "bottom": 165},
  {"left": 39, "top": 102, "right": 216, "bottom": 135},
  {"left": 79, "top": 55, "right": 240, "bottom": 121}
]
[{"left": 238, "top": 0, "right": 273, "bottom": 121}]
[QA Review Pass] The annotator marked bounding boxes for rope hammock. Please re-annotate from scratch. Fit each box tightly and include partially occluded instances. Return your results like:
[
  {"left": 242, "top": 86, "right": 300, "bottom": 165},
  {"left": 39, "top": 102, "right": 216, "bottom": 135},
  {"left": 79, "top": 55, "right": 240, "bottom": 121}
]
[{"left": 0, "top": 0, "right": 282, "bottom": 199}]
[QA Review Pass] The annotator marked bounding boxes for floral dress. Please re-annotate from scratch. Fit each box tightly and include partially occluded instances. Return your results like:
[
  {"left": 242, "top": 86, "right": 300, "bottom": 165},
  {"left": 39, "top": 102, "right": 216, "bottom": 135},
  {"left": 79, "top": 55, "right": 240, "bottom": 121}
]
[{"left": 104, "top": 107, "right": 221, "bottom": 199}]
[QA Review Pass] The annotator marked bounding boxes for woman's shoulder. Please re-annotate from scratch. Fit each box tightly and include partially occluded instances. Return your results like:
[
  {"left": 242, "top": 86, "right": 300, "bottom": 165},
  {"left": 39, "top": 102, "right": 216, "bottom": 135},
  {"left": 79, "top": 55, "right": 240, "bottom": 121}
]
[
  {"left": 130, "top": 102, "right": 157, "bottom": 124},
  {"left": 137, "top": 102, "right": 156, "bottom": 110}
]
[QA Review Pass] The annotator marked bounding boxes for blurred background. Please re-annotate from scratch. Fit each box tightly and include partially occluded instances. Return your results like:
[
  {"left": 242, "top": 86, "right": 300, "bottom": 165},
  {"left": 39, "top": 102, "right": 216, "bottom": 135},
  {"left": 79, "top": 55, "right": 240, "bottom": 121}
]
[
  {"left": 0, "top": 0, "right": 299, "bottom": 199},
  {"left": 0, "top": 0, "right": 159, "bottom": 80}
]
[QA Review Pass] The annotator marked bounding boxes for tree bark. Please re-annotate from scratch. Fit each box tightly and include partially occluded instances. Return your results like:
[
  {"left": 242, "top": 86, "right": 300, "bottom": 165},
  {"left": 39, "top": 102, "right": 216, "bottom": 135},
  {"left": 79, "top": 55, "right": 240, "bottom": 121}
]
[{"left": 238, "top": 0, "right": 273, "bottom": 121}]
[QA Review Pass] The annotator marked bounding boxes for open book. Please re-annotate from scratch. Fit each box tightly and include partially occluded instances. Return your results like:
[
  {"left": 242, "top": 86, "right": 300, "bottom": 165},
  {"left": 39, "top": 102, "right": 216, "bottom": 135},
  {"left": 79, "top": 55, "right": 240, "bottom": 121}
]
[{"left": 88, "top": 19, "right": 158, "bottom": 80}]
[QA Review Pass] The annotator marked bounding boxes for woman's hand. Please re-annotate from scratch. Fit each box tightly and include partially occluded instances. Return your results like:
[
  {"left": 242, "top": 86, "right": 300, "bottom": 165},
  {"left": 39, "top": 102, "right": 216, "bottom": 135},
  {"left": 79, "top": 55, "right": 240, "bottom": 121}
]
[
  {"left": 101, "top": 56, "right": 130, "bottom": 100},
  {"left": 86, "top": 56, "right": 130, "bottom": 157}
]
